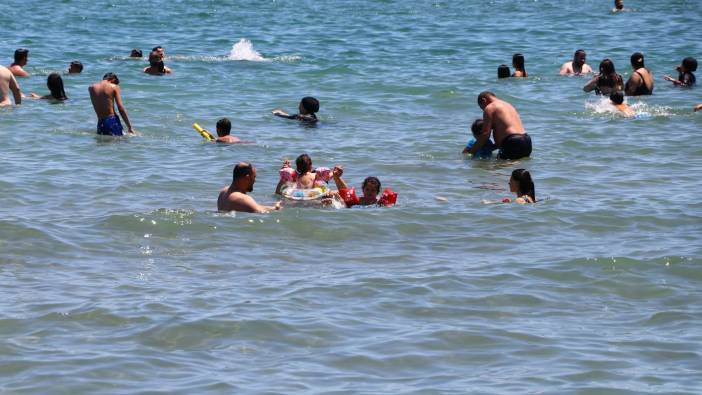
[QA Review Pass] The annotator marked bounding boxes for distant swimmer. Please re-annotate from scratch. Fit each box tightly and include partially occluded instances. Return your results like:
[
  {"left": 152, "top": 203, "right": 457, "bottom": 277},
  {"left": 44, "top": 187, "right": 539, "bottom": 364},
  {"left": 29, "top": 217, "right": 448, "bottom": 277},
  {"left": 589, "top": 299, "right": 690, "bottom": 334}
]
[
  {"left": 613, "top": 0, "right": 624, "bottom": 12},
  {"left": 664, "top": 57, "right": 697, "bottom": 87},
  {"left": 695, "top": 104, "right": 702, "bottom": 112},
  {"left": 511, "top": 53, "right": 528, "bottom": 78},
  {"left": 130, "top": 49, "right": 143, "bottom": 58},
  {"left": 214, "top": 118, "right": 242, "bottom": 144},
  {"left": 583, "top": 58, "right": 624, "bottom": 95},
  {"left": 30, "top": 73, "right": 68, "bottom": 102},
  {"left": 505, "top": 169, "right": 535, "bottom": 204},
  {"left": 144, "top": 51, "right": 172, "bottom": 75},
  {"left": 8, "top": 48, "right": 29, "bottom": 78},
  {"left": 624, "top": 52, "right": 653, "bottom": 96},
  {"left": 467, "top": 91, "right": 531, "bottom": 160},
  {"left": 497, "top": 64, "right": 511, "bottom": 79},
  {"left": 218, "top": 162, "right": 282, "bottom": 213},
  {"left": 609, "top": 91, "right": 635, "bottom": 117},
  {"left": 67, "top": 61, "right": 83, "bottom": 74},
  {"left": 0, "top": 65, "right": 22, "bottom": 106},
  {"left": 272, "top": 96, "right": 319, "bottom": 123},
  {"left": 560, "top": 49, "right": 593, "bottom": 76},
  {"left": 88, "top": 73, "right": 135, "bottom": 136},
  {"left": 463, "top": 119, "right": 497, "bottom": 158},
  {"left": 152, "top": 46, "right": 166, "bottom": 60}
]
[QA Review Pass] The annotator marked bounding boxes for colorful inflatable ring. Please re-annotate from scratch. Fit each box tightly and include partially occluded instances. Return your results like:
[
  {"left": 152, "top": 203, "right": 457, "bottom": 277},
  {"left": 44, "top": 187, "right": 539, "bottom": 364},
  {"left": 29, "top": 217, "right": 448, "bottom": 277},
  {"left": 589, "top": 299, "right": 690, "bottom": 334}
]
[{"left": 280, "top": 184, "right": 329, "bottom": 201}]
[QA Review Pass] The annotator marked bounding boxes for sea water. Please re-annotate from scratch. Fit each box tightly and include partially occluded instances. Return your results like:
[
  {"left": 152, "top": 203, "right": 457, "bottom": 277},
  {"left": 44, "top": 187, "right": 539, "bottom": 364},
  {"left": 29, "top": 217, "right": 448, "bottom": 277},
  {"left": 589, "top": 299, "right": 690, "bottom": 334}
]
[{"left": 1, "top": 0, "right": 702, "bottom": 393}]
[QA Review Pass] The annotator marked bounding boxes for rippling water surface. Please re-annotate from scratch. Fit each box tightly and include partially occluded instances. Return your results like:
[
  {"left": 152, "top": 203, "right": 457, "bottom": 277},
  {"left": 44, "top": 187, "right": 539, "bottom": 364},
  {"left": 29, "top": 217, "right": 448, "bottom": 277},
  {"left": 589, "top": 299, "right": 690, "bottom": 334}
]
[{"left": 1, "top": 0, "right": 702, "bottom": 393}]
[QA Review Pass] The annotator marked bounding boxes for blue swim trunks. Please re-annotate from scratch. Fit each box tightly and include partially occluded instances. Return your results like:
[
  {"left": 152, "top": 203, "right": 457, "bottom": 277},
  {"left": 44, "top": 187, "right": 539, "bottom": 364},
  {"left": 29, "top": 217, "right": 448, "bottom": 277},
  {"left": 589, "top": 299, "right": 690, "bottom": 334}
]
[{"left": 97, "top": 115, "right": 123, "bottom": 136}]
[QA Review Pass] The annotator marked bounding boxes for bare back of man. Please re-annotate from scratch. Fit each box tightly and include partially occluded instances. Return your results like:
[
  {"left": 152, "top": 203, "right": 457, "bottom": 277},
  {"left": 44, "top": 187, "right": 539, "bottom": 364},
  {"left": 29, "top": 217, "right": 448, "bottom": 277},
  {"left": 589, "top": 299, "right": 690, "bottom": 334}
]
[
  {"left": 470, "top": 91, "right": 532, "bottom": 160},
  {"left": 0, "top": 65, "right": 22, "bottom": 106},
  {"left": 560, "top": 61, "right": 593, "bottom": 75},
  {"left": 88, "top": 74, "right": 133, "bottom": 136}
]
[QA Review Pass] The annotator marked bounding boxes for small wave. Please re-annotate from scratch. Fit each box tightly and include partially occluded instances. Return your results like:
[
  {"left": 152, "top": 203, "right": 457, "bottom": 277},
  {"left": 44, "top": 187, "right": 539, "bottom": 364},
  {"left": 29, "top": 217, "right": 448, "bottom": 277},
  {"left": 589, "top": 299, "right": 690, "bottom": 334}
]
[
  {"left": 228, "top": 38, "right": 267, "bottom": 62},
  {"left": 585, "top": 97, "right": 672, "bottom": 118}
]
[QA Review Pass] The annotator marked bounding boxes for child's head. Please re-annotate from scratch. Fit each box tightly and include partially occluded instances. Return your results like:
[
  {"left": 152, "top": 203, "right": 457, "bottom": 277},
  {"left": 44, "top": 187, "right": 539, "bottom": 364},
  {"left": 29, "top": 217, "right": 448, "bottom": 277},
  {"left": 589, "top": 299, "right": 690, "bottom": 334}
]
[
  {"left": 609, "top": 91, "right": 624, "bottom": 105},
  {"left": 681, "top": 57, "right": 698, "bottom": 73},
  {"left": 68, "top": 61, "right": 83, "bottom": 74},
  {"left": 509, "top": 168, "right": 535, "bottom": 201},
  {"left": 497, "top": 64, "right": 511, "bottom": 79},
  {"left": 216, "top": 118, "right": 231, "bottom": 137},
  {"left": 295, "top": 153, "right": 313, "bottom": 174},
  {"left": 471, "top": 119, "right": 484, "bottom": 138},
  {"left": 362, "top": 176, "right": 381, "bottom": 198},
  {"left": 299, "top": 97, "right": 319, "bottom": 115},
  {"left": 512, "top": 53, "right": 525, "bottom": 71}
]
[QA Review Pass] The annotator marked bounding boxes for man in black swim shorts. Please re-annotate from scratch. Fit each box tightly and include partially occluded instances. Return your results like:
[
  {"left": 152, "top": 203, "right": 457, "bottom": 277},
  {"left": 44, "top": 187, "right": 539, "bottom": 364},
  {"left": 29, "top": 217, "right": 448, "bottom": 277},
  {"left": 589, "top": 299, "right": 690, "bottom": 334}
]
[{"left": 468, "top": 91, "right": 531, "bottom": 160}]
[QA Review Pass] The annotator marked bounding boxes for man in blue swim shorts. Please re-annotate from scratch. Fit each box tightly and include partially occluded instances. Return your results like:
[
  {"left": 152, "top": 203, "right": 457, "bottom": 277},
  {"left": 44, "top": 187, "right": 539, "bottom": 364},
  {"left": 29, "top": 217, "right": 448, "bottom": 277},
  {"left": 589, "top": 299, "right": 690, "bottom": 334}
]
[{"left": 88, "top": 72, "right": 134, "bottom": 136}]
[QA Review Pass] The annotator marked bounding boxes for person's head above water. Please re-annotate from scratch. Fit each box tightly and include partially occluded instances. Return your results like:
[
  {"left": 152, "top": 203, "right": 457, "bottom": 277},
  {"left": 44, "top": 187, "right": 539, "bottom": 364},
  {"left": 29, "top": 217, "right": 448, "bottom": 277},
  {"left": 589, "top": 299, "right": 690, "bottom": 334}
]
[
  {"left": 471, "top": 119, "right": 483, "bottom": 138},
  {"left": 497, "top": 64, "right": 511, "bottom": 79},
  {"left": 630, "top": 52, "right": 645, "bottom": 69},
  {"left": 510, "top": 168, "right": 535, "bottom": 202},
  {"left": 103, "top": 72, "right": 119, "bottom": 85},
  {"left": 512, "top": 53, "right": 525, "bottom": 71},
  {"left": 14, "top": 48, "right": 29, "bottom": 65},
  {"left": 614, "top": 0, "right": 623, "bottom": 10},
  {"left": 362, "top": 176, "right": 381, "bottom": 199},
  {"left": 47, "top": 73, "right": 68, "bottom": 100},
  {"left": 68, "top": 60, "right": 83, "bottom": 74},
  {"left": 599, "top": 58, "right": 616, "bottom": 75},
  {"left": 573, "top": 49, "right": 587, "bottom": 67},
  {"left": 130, "top": 48, "right": 143, "bottom": 58},
  {"left": 216, "top": 118, "right": 231, "bottom": 137},
  {"left": 152, "top": 46, "right": 165, "bottom": 59},
  {"left": 148, "top": 51, "right": 165, "bottom": 72},
  {"left": 477, "top": 91, "right": 497, "bottom": 109},
  {"left": 609, "top": 91, "right": 624, "bottom": 105},
  {"left": 681, "top": 57, "right": 698, "bottom": 73},
  {"left": 232, "top": 161, "right": 256, "bottom": 192},
  {"left": 299, "top": 97, "right": 319, "bottom": 115},
  {"left": 295, "top": 153, "right": 313, "bottom": 174}
]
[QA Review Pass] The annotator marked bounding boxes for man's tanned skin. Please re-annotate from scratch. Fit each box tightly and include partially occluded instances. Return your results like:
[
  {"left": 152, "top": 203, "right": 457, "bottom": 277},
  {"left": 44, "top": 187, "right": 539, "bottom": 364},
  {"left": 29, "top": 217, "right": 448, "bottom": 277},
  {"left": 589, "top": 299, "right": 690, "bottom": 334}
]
[
  {"left": 468, "top": 91, "right": 526, "bottom": 155},
  {"left": 88, "top": 73, "right": 134, "bottom": 134},
  {"left": 218, "top": 162, "right": 282, "bottom": 213}
]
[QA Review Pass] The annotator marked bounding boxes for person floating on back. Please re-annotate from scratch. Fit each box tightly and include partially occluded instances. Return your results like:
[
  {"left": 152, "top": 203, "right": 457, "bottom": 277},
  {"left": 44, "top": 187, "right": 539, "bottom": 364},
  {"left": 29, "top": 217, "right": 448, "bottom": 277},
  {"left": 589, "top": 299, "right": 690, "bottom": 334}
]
[
  {"left": 0, "top": 65, "right": 22, "bottom": 106},
  {"left": 512, "top": 53, "right": 528, "bottom": 78},
  {"left": 67, "top": 61, "right": 83, "bottom": 74},
  {"left": 560, "top": 49, "right": 592, "bottom": 76},
  {"left": 463, "top": 119, "right": 497, "bottom": 158},
  {"left": 664, "top": 57, "right": 697, "bottom": 87},
  {"left": 8, "top": 48, "right": 29, "bottom": 78},
  {"left": 144, "top": 51, "right": 172, "bottom": 75},
  {"left": 272, "top": 96, "right": 319, "bottom": 123},
  {"left": 30, "top": 73, "right": 68, "bottom": 102},
  {"left": 624, "top": 52, "right": 653, "bottom": 96},
  {"left": 88, "top": 72, "right": 135, "bottom": 136},
  {"left": 218, "top": 162, "right": 282, "bottom": 213},
  {"left": 497, "top": 64, "right": 511, "bottom": 79},
  {"left": 467, "top": 91, "right": 531, "bottom": 160},
  {"left": 609, "top": 91, "right": 635, "bottom": 117}
]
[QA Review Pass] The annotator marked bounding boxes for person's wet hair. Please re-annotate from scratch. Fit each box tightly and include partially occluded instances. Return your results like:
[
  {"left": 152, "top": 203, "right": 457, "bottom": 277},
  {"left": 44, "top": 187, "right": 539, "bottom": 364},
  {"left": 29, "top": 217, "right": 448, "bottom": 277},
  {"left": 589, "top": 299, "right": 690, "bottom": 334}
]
[
  {"left": 232, "top": 162, "right": 253, "bottom": 182},
  {"left": 630, "top": 52, "right": 644, "bottom": 69},
  {"left": 295, "top": 154, "right": 312, "bottom": 174},
  {"left": 130, "top": 49, "right": 143, "bottom": 58},
  {"left": 47, "top": 73, "right": 68, "bottom": 100},
  {"left": 300, "top": 97, "right": 319, "bottom": 114},
  {"left": 599, "top": 58, "right": 616, "bottom": 75},
  {"left": 103, "top": 72, "right": 119, "bottom": 85},
  {"left": 497, "top": 64, "right": 511, "bottom": 79},
  {"left": 682, "top": 57, "right": 698, "bottom": 72},
  {"left": 362, "top": 176, "right": 381, "bottom": 194},
  {"left": 615, "top": 0, "right": 623, "bottom": 10},
  {"left": 478, "top": 91, "right": 496, "bottom": 103},
  {"left": 598, "top": 58, "right": 619, "bottom": 89},
  {"left": 14, "top": 48, "right": 28, "bottom": 63},
  {"left": 511, "top": 169, "right": 535, "bottom": 202},
  {"left": 148, "top": 51, "right": 165, "bottom": 73},
  {"left": 152, "top": 46, "right": 163, "bottom": 53},
  {"left": 471, "top": 119, "right": 483, "bottom": 138},
  {"left": 512, "top": 53, "right": 526, "bottom": 72},
  {"left": 70, "top": 60, "right": 83, "bottom": 73},
  {"left": 609, "top": 91, "right": 624, "bottom": 105},
  {"left": 216, "top": 118, "right": 231, "bottom": 136}
]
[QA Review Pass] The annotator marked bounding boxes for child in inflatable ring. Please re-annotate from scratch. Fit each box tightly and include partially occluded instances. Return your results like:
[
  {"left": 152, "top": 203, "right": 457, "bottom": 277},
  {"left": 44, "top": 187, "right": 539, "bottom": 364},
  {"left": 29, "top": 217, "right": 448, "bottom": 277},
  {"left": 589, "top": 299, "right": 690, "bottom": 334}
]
[{"left": 275, "top": 153, "right": 333, "bottom": 197}]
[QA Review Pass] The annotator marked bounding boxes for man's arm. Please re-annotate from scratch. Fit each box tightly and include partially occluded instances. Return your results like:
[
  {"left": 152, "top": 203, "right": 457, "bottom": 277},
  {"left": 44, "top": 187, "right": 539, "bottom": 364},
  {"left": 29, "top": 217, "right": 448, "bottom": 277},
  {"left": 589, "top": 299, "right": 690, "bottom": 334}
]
[
  {"left": 583, "top": 74, "right": 599, "bottom": 92},
  {"left": 235, "top": 195, "right": 281, "bottom": 213},
  {"left": 9, "top": 74, "right": 21, "bottom": 105},
  {"left": 11, "top": 66, "right": 29, "bottom": 78},
  {"left": 113, "top": 86, "right": 134, "bottom": 133},
  {"left": 272, "top": 108, "right": 296, "bottom": 119},
  {"left": 559, "top": 62, "right": 571, "bottom": 76},
  {"left": 694, "top": 104, "right": 702, "bottom": 112},
  {"left": 468, "top": 110, "right": 493, "bottom": 155}
]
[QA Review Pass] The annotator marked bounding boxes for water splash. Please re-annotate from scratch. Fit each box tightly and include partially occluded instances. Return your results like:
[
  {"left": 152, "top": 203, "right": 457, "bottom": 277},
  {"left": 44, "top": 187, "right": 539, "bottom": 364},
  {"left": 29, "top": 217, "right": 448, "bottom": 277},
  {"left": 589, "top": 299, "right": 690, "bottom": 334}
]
[
  {"left": 585, "top": 97, "right": 672, "bottom": 118},
  {"left": 228, "top": 38, "right": 266, "bottom": 61}
]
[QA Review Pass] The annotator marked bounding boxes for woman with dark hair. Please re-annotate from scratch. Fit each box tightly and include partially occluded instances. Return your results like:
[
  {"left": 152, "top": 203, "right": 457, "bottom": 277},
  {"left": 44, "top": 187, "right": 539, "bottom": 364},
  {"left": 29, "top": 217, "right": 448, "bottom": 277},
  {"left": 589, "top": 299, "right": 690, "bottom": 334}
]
[
  {"left": 511, "top": 53, "right": 528, "bottom": 78},
  {"left": 583, "top": 58, "right": 623, "bottom": 95},
  {"left": 508, "top": 169, "right": 535, "bottom": 204},
  {"left": 497, "top": 64, "right": 511, "bottom": 79},
  {"left": 30, "top": 73, "right": 68, "bottom": 101},
  {"left": 625, "top": 52, "right": 653, "bottom": 96}
]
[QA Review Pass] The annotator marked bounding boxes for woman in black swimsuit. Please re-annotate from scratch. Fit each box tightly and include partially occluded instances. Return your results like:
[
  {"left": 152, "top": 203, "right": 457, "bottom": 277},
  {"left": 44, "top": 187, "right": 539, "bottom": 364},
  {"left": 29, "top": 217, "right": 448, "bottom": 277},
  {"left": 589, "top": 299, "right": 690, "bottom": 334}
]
[
  {"left": 625, "top": 52, "right": 653, "bottom": 96},
  {"left": 583, "top": 58, "right": 624, "bottom": 95}
]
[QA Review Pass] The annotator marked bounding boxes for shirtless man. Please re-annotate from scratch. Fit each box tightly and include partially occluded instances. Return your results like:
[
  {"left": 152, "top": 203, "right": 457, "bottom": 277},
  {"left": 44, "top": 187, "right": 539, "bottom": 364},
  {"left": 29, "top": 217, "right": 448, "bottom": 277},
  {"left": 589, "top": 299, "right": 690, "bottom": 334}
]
[
  {"left": 0, "top": 65, "right": 22, "bottom": 106},
  {"left": 88, "top": 73, "right": 134, "bottom": 136},
  {"left": 218, "top": 162, "right": 282, "bottom": 213},
  {"left": 468, "top": 91, "right": 531, "bottom": 160},
  {"left": 8, "top": 49, "right": 29, "bottom": 78},
  {"left": 624, "top": 52, "right": 653, "bottom": 96},
  {"left": 559, "top": 49, "right": 593, "bottom": 76}
]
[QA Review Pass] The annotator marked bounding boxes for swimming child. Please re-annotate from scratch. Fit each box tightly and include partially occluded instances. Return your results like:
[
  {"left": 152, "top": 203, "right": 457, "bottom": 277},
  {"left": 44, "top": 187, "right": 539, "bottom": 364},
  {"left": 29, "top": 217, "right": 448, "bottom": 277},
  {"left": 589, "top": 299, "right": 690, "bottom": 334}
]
[
  {"left": 275, "top": 153, "right": 332, "bottom": 196},
  {"left": 664, "top": 57, "right": 697, "bottom": 87},
  {"left": 463, "top": 119, "right": 497, "bottom": 158},
  {"left": 511, "top": 53, "right": 528, "bottom": 78},
  {"left": 497, "top": 64, "right": 511, "bottom": 79},
  {"left": 504, "top": 169, "right": 535, "bottom": 204},
  {"left": 30, "top": 73, "right": 68, "bottom": 102},
  {"left": 272, "top": 97, "right": 319, "bottom": 123},
  {"left": 330, "top": 166, "right": 397, "bottom": 207},
  {"left": 609, "top": 91, "right": 635, "bottom": 117},
  {"left": 67, "top": 61, "right": 83, "bottom": 74}
]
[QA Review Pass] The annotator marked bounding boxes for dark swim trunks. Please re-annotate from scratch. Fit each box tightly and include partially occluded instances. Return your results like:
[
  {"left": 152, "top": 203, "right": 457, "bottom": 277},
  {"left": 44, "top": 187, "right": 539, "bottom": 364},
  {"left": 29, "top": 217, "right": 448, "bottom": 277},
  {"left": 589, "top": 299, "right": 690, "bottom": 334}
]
[
  {"left": 96, "top": 115, "right": 123, "bottom": 136},
  {"left": 498, "top": 133, "right": 532, "bottom": 160}
]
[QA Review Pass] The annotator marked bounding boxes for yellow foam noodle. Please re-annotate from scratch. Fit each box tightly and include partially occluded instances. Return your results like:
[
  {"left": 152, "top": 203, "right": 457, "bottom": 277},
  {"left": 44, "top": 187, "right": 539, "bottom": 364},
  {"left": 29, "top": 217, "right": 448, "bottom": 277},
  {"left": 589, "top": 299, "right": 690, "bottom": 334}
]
[{"left": 193, "top": 123, "right": 215, "bottom": 141}]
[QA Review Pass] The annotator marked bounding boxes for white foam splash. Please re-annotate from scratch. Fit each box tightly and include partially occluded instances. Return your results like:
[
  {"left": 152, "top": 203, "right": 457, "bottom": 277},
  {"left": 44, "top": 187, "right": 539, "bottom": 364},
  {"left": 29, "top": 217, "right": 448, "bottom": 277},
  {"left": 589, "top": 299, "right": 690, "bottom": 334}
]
[
  {"left": 228, "top": 38, "right": 267, "bottom": 62},
  {"left": 585, "top": 96, "right": 672, "bottom": 117}
]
